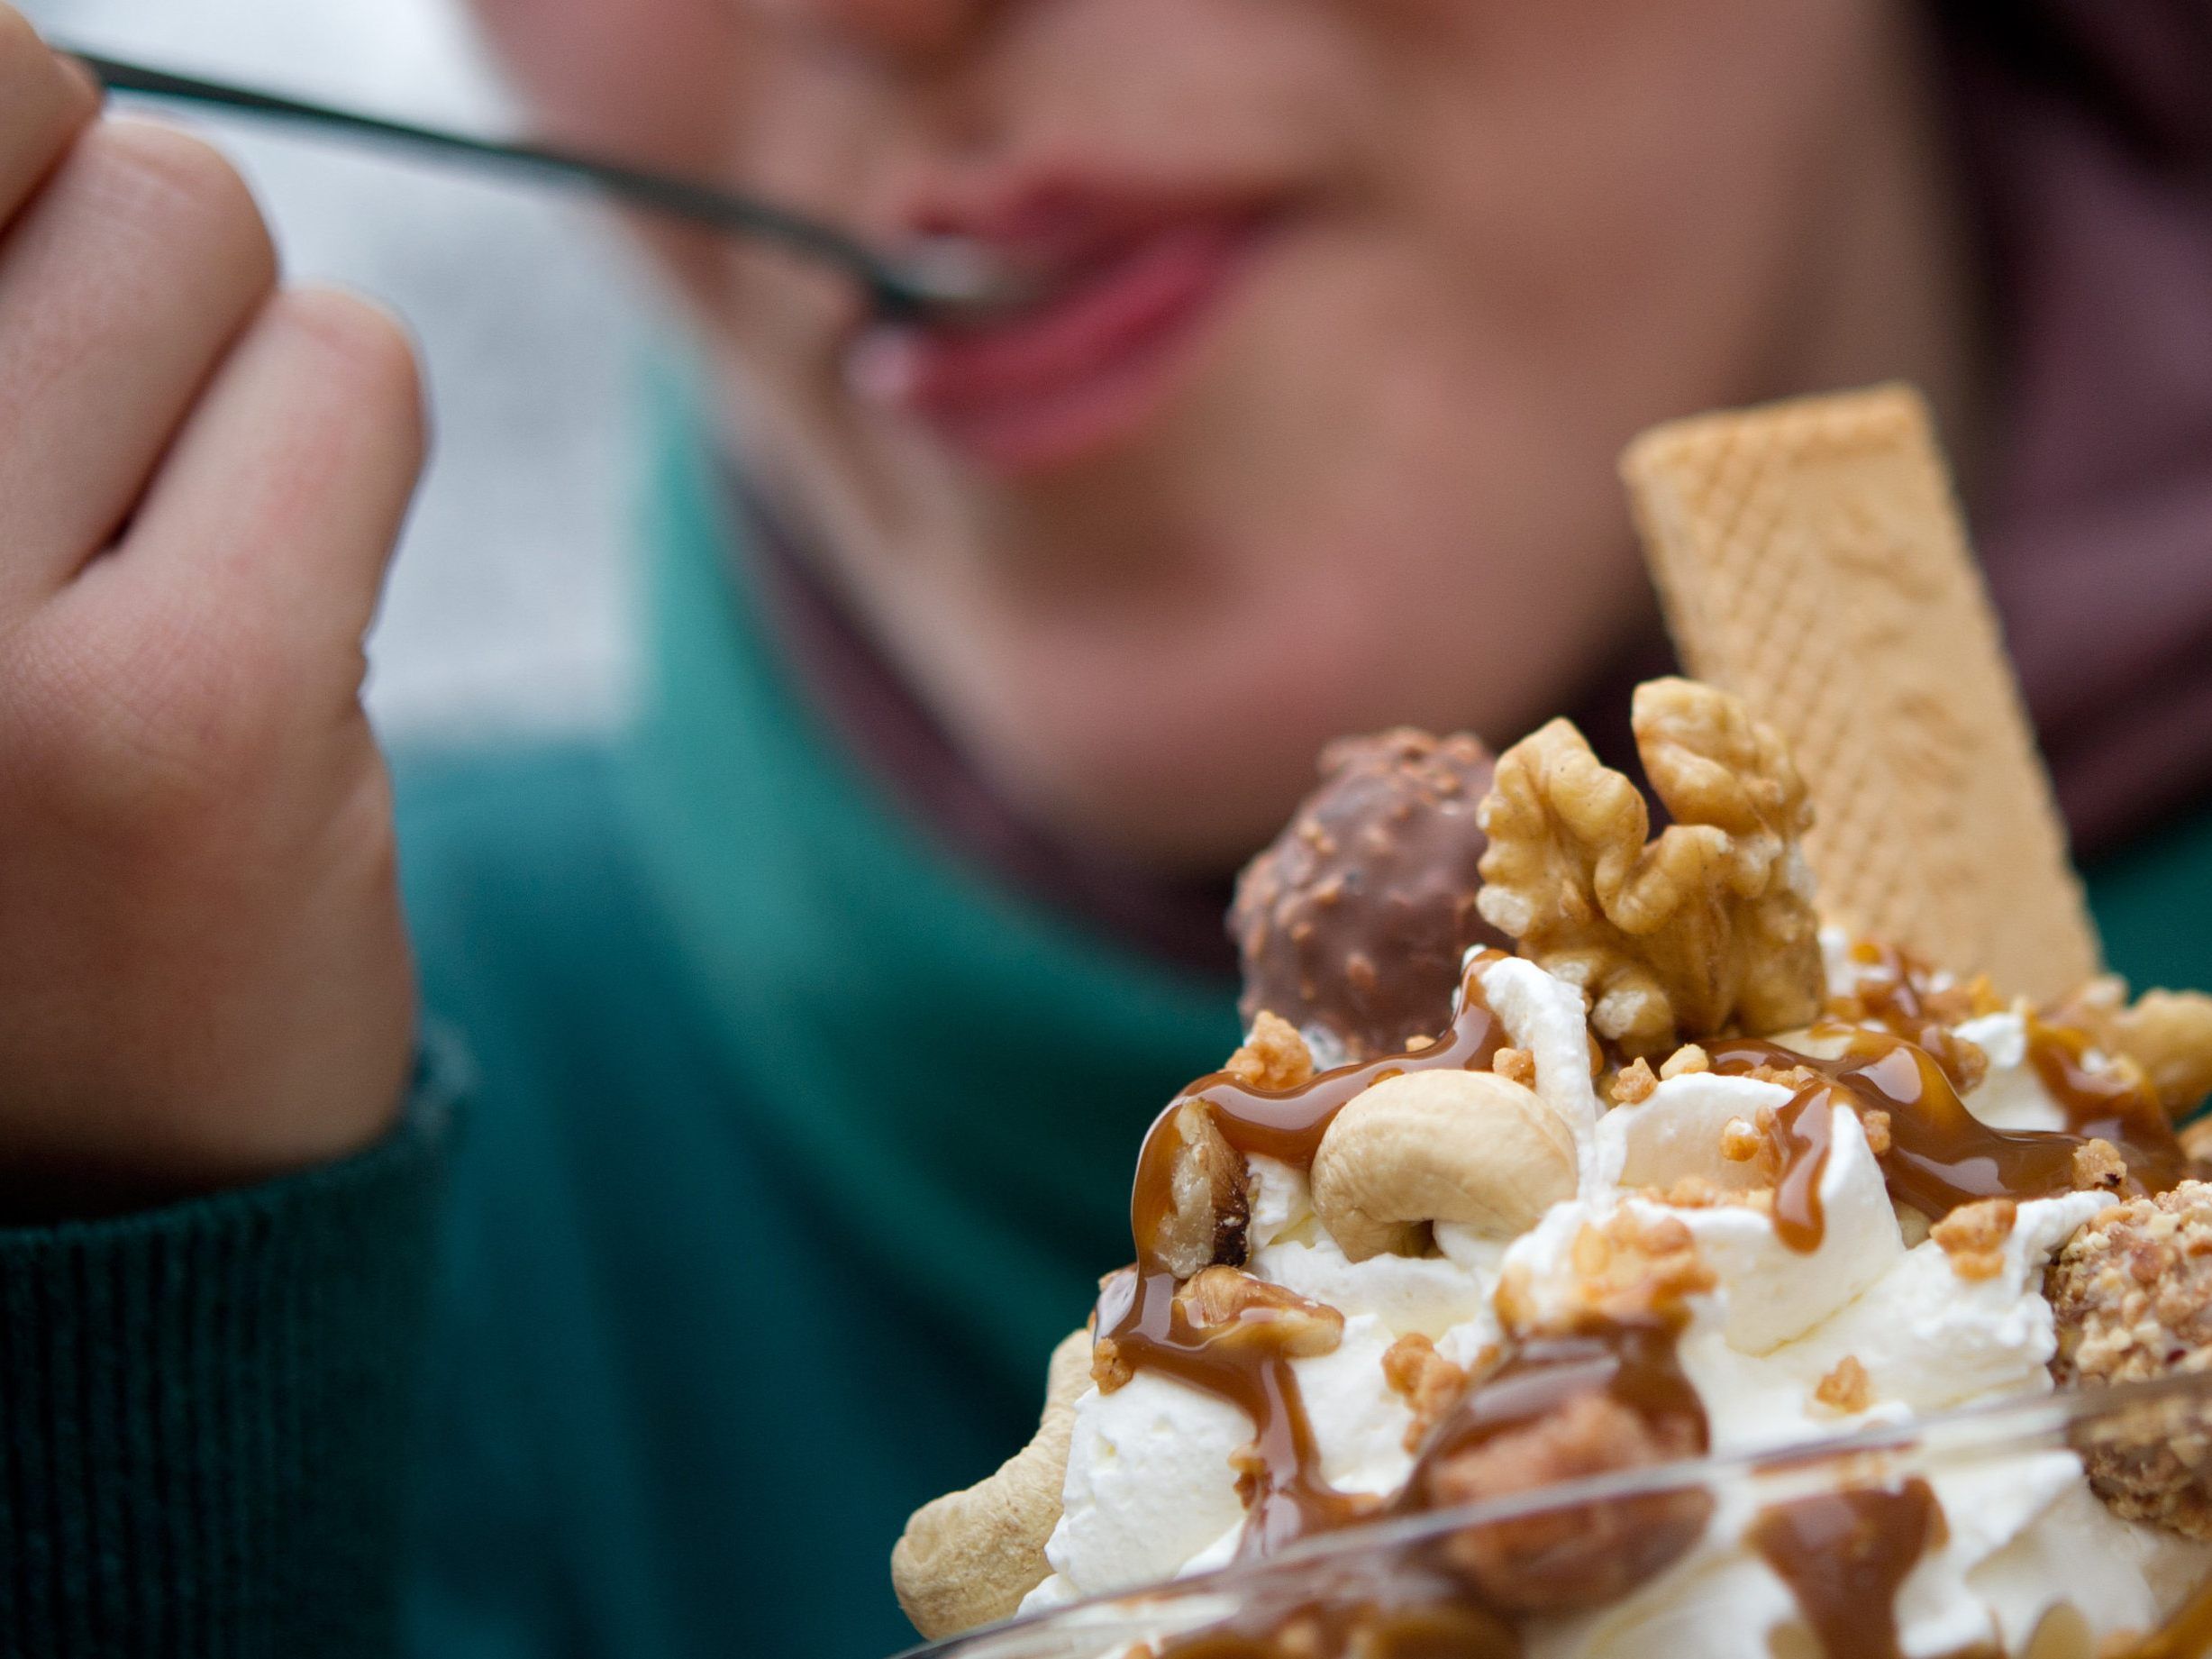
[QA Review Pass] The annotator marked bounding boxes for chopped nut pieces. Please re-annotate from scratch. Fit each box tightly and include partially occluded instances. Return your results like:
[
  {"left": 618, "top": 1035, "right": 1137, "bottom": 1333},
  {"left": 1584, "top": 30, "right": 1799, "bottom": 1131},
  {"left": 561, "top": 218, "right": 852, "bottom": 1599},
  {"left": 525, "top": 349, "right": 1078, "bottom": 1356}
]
[
  {"left": 1653, "top": 1175, "right": 1771, "bottom": 1215},
  {"left": 1720, "top": 1117, "right": 1764, "bottom": 1163},
  {"left": 1175, "top": 1267, "right": 1345, "bottom": 1359},
  {"left": 1813, "top": 1355, "right": 1875, "bottom": 1415},
  {"left": 1223, "top": 1011, "right": 1316, "bottom": 1092},
  {"left": 1476, "top": 679, "right": 1824, "bottom": 1059},
  {"left": 1492, "top": 1046, "right": 1538, "bottom": 1089},
  {"left": 1089, "top": 1335, "right": 1133, "bottom": 1394},
  {"left": 2071, "top": 1138, "right": 2128, "bottom": 1194},
  {"left": 1931, "top": 1198, "right": 2017, "bottom": 1282},
  {"left": 2048, "top": 1180, "right": 2212, "bottom": 1537},
  {"left": 1748, "top": 1062, "right": 1822, "bottom": 1091},
  {"left": 1382, "top": 1334, "right": 1472, "bottom": 1453},
  {"left": 1945, "top": 1035, "right": 1991, "bottom": 1098},
  {"left": 1861, "top": 1109, "right": 1894, "bottom": 1158},
  {"left": 1560, "top": 1211, "right": 1716, "bottom": 1324},
  {"left": 1231, "top": 729, "right": 1507, "bottom": 1062},
  {"left": 1660, "top": 1044, "right": 1711, "bottom": 1080},
  {"left": 1152, "top": 1100, "right": 1252, "bottom": 1281},
  {"left": 1610, "top": 1059, "right": 1658, "bottom": 1107}
]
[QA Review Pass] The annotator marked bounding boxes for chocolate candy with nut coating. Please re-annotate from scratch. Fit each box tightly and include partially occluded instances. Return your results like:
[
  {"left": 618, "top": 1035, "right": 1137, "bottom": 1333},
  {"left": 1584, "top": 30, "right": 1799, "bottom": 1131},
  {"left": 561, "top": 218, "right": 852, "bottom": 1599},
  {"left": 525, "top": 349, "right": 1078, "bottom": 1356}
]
[{"left": 1230, "top": 729, "right": 1506, "bottom": 1062}]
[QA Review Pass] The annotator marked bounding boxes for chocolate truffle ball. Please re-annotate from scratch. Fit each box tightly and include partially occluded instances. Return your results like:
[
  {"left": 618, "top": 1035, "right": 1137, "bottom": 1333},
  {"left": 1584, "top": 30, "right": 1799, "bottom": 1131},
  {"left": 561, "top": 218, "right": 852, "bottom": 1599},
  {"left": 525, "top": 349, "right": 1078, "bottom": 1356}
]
[{"left": 1230, "top": 729, "right": 1507, "bottom": 1063}]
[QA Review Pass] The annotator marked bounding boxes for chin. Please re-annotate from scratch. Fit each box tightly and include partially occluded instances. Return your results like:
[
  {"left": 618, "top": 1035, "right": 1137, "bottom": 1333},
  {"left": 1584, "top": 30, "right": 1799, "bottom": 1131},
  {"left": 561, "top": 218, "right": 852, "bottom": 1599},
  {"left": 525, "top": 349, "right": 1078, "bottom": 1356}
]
[{"left": 982, "top": 725, "right": 1331, "bottom": 873}]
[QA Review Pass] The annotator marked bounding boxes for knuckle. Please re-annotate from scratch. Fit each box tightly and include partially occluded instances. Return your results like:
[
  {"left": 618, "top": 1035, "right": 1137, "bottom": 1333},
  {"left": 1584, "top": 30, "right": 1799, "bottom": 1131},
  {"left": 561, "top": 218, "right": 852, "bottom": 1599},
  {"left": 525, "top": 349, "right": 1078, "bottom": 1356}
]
[
  {"left": 77, "top": 120, "right": 277, "bottom": 287},
  {"left": 274, "top": 287, "right": 429, "bottom": 461},
  {"left": 0, "top": 5, "right": 41, "bottom": 73},
  {"left": 0, "top": 11, "right": 95, "bottom": 149},
  {"left": 0, "top": 5, "right": 34, "bottom": 73}
]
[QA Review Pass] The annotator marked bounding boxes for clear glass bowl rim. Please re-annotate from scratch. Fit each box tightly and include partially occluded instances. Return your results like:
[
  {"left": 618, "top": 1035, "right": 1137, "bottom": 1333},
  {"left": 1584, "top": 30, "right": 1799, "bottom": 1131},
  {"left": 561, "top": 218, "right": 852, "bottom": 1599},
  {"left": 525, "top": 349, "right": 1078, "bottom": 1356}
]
[{"left": 897, "top": 1367, "right": 2212, "bottom": 1657}]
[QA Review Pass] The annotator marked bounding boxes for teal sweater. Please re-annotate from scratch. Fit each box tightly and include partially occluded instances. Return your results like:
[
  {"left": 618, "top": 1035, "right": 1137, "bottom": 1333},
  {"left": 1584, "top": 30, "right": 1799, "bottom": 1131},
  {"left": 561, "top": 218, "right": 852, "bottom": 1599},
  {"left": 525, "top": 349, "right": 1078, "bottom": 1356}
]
[{"left": 3, "top": 413, "right": 2209, "bottom": 1657}]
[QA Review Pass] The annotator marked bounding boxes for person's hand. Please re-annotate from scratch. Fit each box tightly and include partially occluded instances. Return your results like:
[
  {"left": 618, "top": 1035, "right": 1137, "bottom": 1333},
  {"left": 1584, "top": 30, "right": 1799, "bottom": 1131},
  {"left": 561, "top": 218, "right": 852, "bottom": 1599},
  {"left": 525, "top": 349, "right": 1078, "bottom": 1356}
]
[{"left": 0, "top": 9, "right": 423, "bottom": 1216}]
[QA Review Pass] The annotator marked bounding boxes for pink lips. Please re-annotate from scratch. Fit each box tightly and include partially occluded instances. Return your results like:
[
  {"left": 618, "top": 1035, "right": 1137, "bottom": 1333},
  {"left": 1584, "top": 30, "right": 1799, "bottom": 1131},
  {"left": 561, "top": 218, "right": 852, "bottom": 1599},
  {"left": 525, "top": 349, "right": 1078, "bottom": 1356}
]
[{"left": 849, "top": 206, "right": 1267, "bottom": 475}]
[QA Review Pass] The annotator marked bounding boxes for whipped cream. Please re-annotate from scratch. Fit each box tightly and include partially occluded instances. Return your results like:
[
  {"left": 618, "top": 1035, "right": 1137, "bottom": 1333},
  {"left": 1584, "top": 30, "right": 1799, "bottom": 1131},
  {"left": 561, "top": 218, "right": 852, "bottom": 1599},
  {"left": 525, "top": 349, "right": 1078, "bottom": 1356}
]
[{"left": 1024, "top": 942, "right": 2207, "bottom": 1651}]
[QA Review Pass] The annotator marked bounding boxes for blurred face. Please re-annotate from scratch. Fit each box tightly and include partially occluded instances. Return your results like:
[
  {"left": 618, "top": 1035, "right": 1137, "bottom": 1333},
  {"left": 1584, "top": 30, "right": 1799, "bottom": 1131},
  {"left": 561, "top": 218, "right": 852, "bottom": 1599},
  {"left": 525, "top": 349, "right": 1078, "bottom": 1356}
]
[{"left": 471, "top": 0, "right": 1960, "bottom": 869}]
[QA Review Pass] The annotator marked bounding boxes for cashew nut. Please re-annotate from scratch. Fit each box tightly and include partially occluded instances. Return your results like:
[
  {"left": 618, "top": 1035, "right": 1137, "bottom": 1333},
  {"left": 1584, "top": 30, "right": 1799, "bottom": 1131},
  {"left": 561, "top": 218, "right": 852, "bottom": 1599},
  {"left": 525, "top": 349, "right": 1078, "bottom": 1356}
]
[
  {"left": 1311, "top": 1068, "right": 1577, "bottom": 1261},
  {"left": 891, "top": 1326, "right": 1093, "bottom": 1639}
]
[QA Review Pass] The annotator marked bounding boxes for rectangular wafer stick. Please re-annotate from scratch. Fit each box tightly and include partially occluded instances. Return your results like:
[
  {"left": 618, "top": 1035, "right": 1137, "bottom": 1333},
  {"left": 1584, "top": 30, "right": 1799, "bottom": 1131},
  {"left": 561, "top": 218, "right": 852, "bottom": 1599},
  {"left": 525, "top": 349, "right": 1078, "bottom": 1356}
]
[{"left": 1620, "top": 384, "right": 2098, "bottom": 1001}]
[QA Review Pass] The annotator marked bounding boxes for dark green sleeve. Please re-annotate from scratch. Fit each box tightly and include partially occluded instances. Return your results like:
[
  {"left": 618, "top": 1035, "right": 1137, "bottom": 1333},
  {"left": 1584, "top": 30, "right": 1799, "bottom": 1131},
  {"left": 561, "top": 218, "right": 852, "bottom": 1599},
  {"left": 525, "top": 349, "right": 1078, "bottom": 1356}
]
[{"left": 0, "top": 1045, "right": 459, "bottom": 1659}]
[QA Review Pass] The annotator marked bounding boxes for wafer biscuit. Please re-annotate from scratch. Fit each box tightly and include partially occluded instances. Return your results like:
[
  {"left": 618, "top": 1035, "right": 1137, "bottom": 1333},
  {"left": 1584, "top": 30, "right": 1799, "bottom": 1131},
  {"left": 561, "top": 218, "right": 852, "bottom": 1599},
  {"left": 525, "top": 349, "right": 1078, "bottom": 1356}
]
[{"left": 1619, "top": 384, "right": 2098, "bottom": 1001}]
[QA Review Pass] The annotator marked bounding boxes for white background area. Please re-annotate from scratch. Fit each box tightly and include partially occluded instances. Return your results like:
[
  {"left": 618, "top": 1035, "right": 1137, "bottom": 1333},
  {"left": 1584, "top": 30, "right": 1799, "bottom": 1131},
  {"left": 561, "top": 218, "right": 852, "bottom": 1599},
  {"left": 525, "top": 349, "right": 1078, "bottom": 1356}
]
[{"left": 19, "top": 0, "right": 652, "bottom": 741}]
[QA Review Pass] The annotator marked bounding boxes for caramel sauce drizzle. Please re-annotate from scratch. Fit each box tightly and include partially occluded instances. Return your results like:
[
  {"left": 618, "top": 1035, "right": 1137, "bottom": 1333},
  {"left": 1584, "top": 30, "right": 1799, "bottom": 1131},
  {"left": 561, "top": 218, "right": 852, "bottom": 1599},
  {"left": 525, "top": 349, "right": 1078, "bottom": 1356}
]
[
  {"left": 1095, "top": 1263, "right": 1380, "bottom": 1557},
  {"left": 1129, "top": 953, "right": 1510, "bottom": 1275},
  {"left": 1106, "top": 954, "right": 1508, "bottom": 1558},
  {"left": 1706, "top": 1020, "right": 2183, "bottom": 1254},
  {"left": 2123, "top": 1575, "right": 2212, "bottom": 1658},
  {"left": 1749, "top": 1479, "right": 1943, "bottom": 1659}
]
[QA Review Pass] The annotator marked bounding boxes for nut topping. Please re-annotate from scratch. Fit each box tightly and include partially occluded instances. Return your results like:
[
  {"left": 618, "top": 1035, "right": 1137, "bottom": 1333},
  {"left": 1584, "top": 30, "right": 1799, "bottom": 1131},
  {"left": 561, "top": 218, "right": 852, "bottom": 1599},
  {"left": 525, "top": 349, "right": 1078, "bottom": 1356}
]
[
  {"left": 2048, "top": 1180, "right": 2212, "bottom": 1537},
  {"left": 1150, "top": 1100, "right": 1252, "bottom": 1281},
  {"left": 1232, "top": 729, "right": 1507, "bottom": 1062},
  {"left": 1175, "top": 1266, "right": 1345, "bottom": 1359},
  {"left": 1476, "top": 679, "right": 1823, "bottom": 1058},
  {"left": 1310, "top": 1068, "right": 1577, "bottom": 1261},
  {"left": 1930, "top": 1198, "right": 2016, "bottom": 1282}
]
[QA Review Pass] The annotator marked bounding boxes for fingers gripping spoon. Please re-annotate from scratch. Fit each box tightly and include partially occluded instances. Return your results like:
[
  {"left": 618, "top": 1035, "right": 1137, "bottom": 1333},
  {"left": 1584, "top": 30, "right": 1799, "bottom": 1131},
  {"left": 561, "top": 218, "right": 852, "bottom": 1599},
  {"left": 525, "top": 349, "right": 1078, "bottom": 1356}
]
[{"left": 56, "top": 44, "right": 1036, "bottom": 325}]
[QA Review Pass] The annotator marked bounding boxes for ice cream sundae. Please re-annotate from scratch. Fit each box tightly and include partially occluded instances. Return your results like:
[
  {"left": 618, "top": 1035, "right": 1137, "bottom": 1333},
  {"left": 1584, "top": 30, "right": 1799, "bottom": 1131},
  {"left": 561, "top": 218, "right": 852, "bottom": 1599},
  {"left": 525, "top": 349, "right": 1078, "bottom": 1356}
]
[{"left": 889, "top": 388, "right": 2212, "bottom": 1657}]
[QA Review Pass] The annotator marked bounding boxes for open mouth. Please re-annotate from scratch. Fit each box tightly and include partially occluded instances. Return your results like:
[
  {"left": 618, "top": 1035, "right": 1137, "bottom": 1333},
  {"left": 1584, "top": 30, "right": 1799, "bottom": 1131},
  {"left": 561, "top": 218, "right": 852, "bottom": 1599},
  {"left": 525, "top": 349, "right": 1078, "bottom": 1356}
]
[{"left": 848, "top": 202, "right": 1274, "bottom": 476}]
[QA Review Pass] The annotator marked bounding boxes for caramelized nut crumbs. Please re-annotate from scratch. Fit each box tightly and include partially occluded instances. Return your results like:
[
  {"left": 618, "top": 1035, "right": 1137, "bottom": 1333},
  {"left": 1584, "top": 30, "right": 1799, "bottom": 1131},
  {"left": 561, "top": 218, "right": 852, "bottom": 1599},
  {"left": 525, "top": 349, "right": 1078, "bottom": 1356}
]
[
  {"left": 1931, "top": 1198, "right": 2018, "bottom": 1282},
  {"left": 1656, "top": 1175, "right": 1725, "bottom": 1208},
  {"left": 1381, "top": 1333, "right": 1471, "bottom": 1454},
  {"left": 1660, "top": 1044, "right": 1711, "bottom": 1080},
  {"left": 1947, "top": 1034, "right": 1991, "bottom": 1097},
  {"left": 1719, "top": 1117, "right": 1764, "bottom": 1163},
  {"left": 1223, "top": 1011, "right": 1317, "bottom": 1092},
  {"left": 1563, "top": 1211, "right": 1716, "bottom": 1322},
  {"left": 1813, "top": 1355, "right": 1874, "bottom": 1414},
  {"left": 2072, "top": 1137, "right": 2129, "bottom": 1193},
  {"left": 1493, "top": 1046, "right": 1538, "bottom": 1089},
  {"left": 1862, "top": 1109, "right": 1894, "bottom": 1157},
  {"left": 1748, "top": 1062, "right": 1823, "bottom": 1092},
  {"left": 1611, "top": 1059, "right": 1658, "bottom": 1106},
  {"left": 1091, "top": 1335, "right": 1133, "bottom": 1393}
]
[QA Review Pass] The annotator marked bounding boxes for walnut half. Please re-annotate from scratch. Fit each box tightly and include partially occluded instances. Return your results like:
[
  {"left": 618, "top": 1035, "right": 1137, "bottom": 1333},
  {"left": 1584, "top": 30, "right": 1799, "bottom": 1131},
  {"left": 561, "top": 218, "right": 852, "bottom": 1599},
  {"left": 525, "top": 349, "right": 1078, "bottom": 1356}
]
[{"left": 1476, "top": 678, "right": 1825, "bottom": 1058}]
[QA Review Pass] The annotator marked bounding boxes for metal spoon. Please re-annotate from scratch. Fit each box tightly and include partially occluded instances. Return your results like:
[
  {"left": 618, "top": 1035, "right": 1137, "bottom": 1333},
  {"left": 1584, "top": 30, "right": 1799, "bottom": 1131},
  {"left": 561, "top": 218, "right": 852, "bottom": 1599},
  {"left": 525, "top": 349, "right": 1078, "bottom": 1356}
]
[{"left": 54, "top": 44, "right": 1032, "bottom": 324}]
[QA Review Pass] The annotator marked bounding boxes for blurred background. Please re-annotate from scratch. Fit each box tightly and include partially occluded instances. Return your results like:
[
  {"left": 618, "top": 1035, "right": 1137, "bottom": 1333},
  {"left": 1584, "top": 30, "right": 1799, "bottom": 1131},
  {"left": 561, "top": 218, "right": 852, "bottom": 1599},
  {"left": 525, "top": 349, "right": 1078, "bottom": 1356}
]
[{"left": 19, "top": 0, "right": 650, "bottom": 742}]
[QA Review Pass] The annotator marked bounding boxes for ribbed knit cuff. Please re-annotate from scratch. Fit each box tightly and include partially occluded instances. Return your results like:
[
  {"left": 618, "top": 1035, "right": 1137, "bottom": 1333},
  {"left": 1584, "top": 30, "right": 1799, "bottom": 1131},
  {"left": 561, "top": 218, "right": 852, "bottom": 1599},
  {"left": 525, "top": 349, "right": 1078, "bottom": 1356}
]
[{"left": 0, "top": 1042, "right": 461, "bottom": 1659}]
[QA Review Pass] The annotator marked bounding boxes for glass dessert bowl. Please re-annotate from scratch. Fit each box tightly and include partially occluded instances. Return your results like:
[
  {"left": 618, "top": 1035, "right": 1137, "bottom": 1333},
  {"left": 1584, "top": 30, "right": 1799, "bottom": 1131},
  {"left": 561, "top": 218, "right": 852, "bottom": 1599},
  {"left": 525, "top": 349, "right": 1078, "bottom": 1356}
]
[{"left": 898, "top": 1370, "right": 2212, "bottom": 1658}]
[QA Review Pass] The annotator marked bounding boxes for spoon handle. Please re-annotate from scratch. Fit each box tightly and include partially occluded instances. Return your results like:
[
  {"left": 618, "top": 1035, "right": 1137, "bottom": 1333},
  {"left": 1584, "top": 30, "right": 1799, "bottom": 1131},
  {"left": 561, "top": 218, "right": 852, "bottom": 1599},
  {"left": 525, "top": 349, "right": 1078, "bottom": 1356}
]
[{"left": 58, "top": 45, "right": 930, "bottom": 312}]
